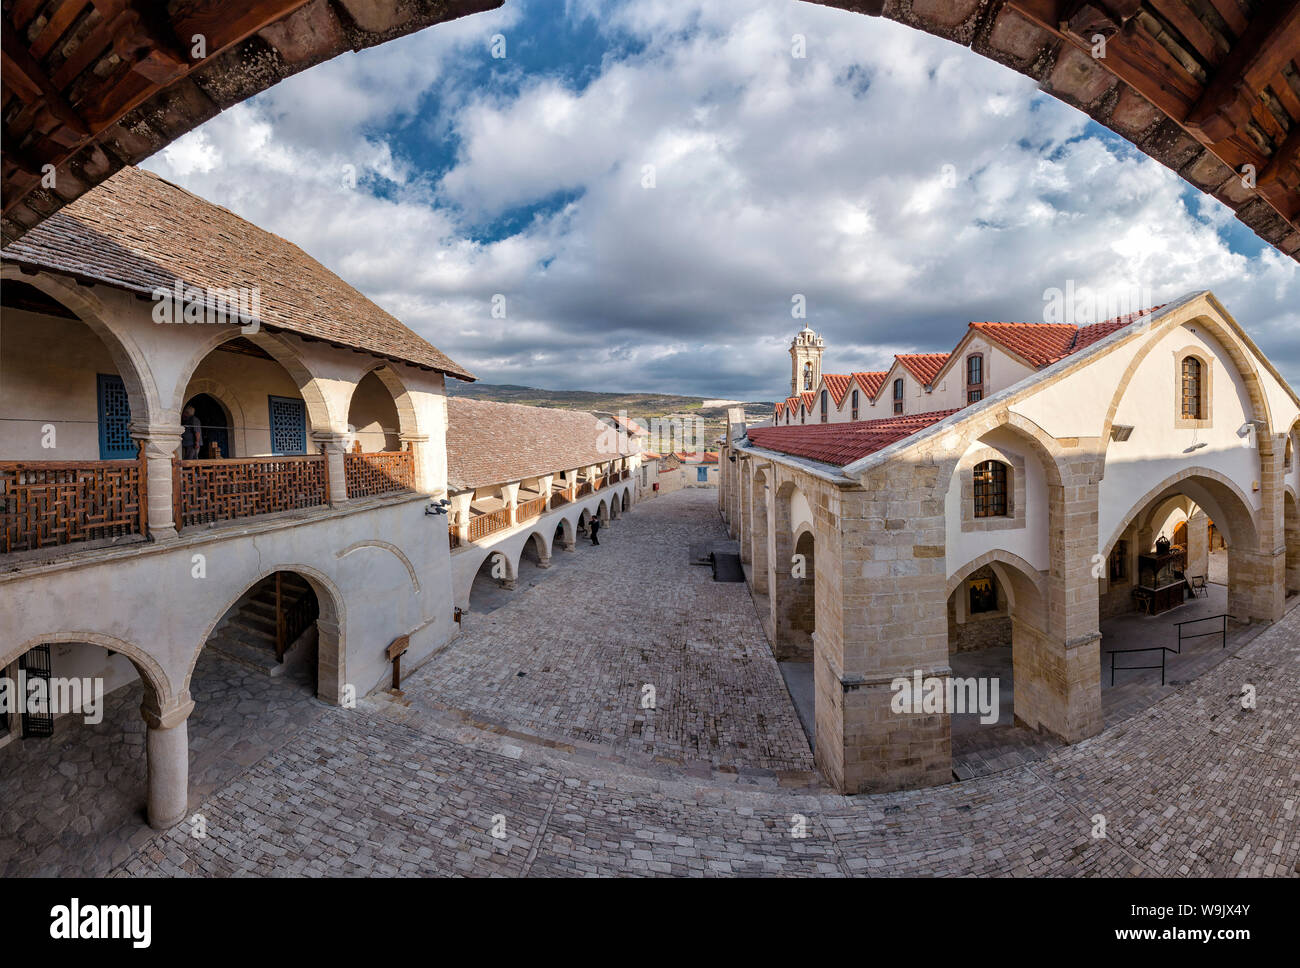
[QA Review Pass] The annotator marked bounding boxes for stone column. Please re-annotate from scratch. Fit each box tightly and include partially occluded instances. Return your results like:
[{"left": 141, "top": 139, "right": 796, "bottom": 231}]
[
  {"left": 140, "top": 693, "right": 195, "bottom": 830},
  {"left": 315, "top": 616, "right": 345, "bottom": 705},
  {"left": 1187, "top": 509, "right": 1210, "bottom": 580},
  {"left": 399, "top": 432, "right": 433, "bottom": 493},
  {"left": 752, "top": 469, "right": 771, "bottom": 596},
  {"left": 502, "top": 482, "right": 520, "bottom": 526},
  {"left": 450, "top": 492, "right": 473, "bottom": 545},
  {"left": 539, "top": 474, "right": 555, "bottom": 510},
  {"left": 131, "top": 422, "right": 182, "bottom": 540},
  {"left": 312, "top": 431, "right": 349, "bottom": 507}
]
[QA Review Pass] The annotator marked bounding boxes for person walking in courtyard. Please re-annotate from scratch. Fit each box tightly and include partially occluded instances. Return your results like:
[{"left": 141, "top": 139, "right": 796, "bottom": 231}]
[
  {"left": 590, "top": 515, "right": 601, "bottom": 545},
  {"left": 181, "top": 405, "right": 203, "bottom": 460}
]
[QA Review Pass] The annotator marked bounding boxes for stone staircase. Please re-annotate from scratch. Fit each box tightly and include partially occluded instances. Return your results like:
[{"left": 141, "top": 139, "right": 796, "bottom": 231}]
[{"left": 205, "top": 572, "right": 314, "bottom": 675}]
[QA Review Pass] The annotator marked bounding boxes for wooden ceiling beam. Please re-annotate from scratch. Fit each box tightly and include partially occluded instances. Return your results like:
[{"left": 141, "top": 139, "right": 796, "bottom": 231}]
[
  {"left": 1259, "top": 126, "right": 1300, "bottom": 191},
  {"left": 1183, "top": 0, "right": 1300, "bottom": 143},
  {"left": 0, "top": 26, "right": 90, "bottom": 137}
]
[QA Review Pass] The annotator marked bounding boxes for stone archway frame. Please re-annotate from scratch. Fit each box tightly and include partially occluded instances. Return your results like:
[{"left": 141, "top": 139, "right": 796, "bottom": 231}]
[
  {"left": 186, "top": 564, "right": 348, "bottom": 704},
  {"left": 466, "top": 547, "right": 518, "bottom": 611},
  {"left": 344, "top": 359, "right": 423, "bottom": 441},
  {"left": 1099, "top": 466, "right": 1261, "bottom": 565},
  {"left": 1100, "top": 303, "right": 1276, "bottom": 452},
  {"left": 2, "top": 265, "right": 162, "bottom": 430},
  {"left": 335, "top": 539, "right": 421, "bottom": 593},
  {"left": 516, "top": 529, "right": 552, "bottom": 572},
  {"left": 169, "top": 326, "right": 342, "bottom": 436},
  {"left": 3, "top": 631, "right": 175, "bottom": 714},
  {"left": 181, "top": 376, "right": 247, "bottom": 458},
  {"left": 945, "top": 549, "right": 1049, "bottom": 632}
]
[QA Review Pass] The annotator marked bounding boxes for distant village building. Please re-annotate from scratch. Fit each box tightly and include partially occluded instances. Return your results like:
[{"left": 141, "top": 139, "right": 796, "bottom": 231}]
[
  {"left": 721, "top": 295, "right": 1300, "bottom": 795},
  {"left": 0, "top": 167, "right": 640, "bottom": 828}
]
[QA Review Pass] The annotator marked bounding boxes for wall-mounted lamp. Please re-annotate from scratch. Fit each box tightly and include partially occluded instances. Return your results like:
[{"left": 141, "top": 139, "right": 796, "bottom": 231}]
[{"left": 426, "top": 498, "right": 451, "bottom": 516}]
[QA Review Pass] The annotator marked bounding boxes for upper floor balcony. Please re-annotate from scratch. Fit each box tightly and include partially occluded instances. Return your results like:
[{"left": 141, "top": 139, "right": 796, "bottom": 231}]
[{"left": 0, "top": 267, "right": 453, "bottom": 570}]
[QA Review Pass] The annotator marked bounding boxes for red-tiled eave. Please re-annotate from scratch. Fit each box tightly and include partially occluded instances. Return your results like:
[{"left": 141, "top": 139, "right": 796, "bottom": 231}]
[
  {"left": 747, "top": 409, "right": 960, "bottom": 467},
  {"left": 967, "top": 322, "right": 1078, "bottom": 368},
  {"left": 822, "top": 373, "right": 851, "bottom": 405},
  {"left": 799, "top": 391, "right": 816, "bottom": 413},
  {"left": 852, "top": 371, "right": 888, "bottom": 400},
  {"left": 896, "top": 353, "right": 949, "bottom": 387}
]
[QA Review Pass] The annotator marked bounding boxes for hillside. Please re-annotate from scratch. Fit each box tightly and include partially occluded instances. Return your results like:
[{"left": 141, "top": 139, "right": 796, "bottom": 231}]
[{"left": 445, "top": 382, "right": 774, "bottom": 443}]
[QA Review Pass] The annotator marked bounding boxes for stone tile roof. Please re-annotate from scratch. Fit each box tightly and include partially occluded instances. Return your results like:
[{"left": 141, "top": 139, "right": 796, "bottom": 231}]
[
  {"left": 748, "top": 410, "right": 959, "bottom": 466},
  {"left": 896, "top": 353, "right": 950, "bottom": 387},
  {"left": 446, "top": 398, "right": 632, "bottom": 489},
  {"left": 822, "top": 373, "right": 852, "bottom": 405},
  {"left": 0, "top": 166, "right": 474, "bottom": 380},
  {"left": 851, "top": 371, "right": 889, "bottom": 400}
]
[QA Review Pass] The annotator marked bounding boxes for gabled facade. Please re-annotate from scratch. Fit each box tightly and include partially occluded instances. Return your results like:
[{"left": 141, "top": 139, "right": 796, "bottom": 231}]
[{"left": 724, "top": 292, "right": 1300, "bottom": 796}]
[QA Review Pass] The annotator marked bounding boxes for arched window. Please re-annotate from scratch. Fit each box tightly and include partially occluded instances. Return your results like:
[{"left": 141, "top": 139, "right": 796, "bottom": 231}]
[
  {"left": 803, "top": 362, "right": 813, "bottom": 391},
  {"left": 1181, "top": 357, "right": 1203, "bottom": 420},
  {"left": 892, "top": 378, "right": 904, "bottom": 415},
  {"left": 851, "top": 389, "right": 859, "bottom": 421},
  {"left": 973, "top": 460, "right": 1008, "bottom": 517},
  {"left": 966, "top": 354, "right": 984, "bottom": 404},
  {"left": 820, "top": 389, "right": 828, "bottom": 422},
  {"left": 1285, "top": 436, "right": 1293, "bottom": 470}
]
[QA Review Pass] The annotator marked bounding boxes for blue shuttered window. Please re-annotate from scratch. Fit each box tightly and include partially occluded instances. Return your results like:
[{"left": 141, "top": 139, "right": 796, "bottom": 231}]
[
  {"left": 97, "top": 373, "right": 135, "bottom": 459},
  {"left": 268, "top": 396, "right": 307, "bottom": 455}
]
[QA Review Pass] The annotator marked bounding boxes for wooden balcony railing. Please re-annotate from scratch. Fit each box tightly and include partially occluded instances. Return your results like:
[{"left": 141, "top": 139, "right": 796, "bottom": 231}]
[
  {"left": 448, "top": 527, "right": 461, "bottom": 551},
  {"left": 551, "top": 486, "right": 573, "bottom": 508},
  {"left": 592, "top": 476, "right": 605, "bottom": 490},
  {"left": 516, "top": 495, "right": 547, "bottom": 522},
  {"left": 575, "top": 481, "right": 593, "bottom": 498},
  {"left": 620, "top": 469, "right": 630, "bottom": 480},
  {"left": 467, "top": 506, "right": 512, "bottom": 542},
  {"left": 344, "top": 448, "right": 415, "bottom": 499},
  {"left": 174, "top": 454, "right": 328, "bottom": 529},
  {"left": 1, "top": 457, "right": 147, "bottom": 553}
]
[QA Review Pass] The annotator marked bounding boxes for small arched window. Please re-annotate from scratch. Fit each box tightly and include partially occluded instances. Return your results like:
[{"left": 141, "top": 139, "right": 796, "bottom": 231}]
[
  {"left": 820, "top": 389, "right": 828, "bottom": 422},
  {"left": 1181, "top": 357, "right": 1203, "bottom": 420},
  {"left": 973, "top": 460, "right": 1008, "bottom": 518},
  {"left": 893, "top": 378, "right": 904, "bottom": 415},
  {"left": 803, "top": 362, "right": 813, "bottom": 390},
  {"left": 851, "top": 389, "right": 859, "bottom": 421},
  {"left": 1285, "top": 436, "right": 1293, "bottom": 470}
]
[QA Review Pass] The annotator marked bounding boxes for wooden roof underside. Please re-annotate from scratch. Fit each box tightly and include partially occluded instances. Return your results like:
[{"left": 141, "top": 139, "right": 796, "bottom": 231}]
[
  {"left": 1, "top": 0, "right": 502, "bottom": 244},
  {"left": 814, "top": 0, "right": 1299, "bottom": 262}
]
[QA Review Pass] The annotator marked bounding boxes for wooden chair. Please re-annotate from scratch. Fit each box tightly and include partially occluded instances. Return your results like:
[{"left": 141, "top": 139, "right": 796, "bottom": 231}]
[
  {"left": 1188, "top": 575, "right": 1208, "bottom": 598},
  {"left": 1132, "top": 587, "right": 1155, "bottom": 616}
]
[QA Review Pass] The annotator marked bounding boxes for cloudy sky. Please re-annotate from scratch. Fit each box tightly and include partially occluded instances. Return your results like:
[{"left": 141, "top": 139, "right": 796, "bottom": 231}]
[{"left": 142, "top": 0, "right": 1300, "bottom": 402}]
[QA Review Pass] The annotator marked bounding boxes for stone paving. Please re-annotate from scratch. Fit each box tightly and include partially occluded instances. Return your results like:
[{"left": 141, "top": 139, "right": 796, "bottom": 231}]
[
  {"left": 0, "top": 652, "right": 324, "bottom": 877},
  {"left": 8, "top": 489, "right": 1298, "bottom": 877},
  {"left": 408, "top": 490, "right": 815, "bottom": 773}
]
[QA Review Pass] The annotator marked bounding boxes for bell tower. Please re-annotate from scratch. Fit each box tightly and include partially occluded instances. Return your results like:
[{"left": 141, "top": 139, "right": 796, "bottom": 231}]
[{"left": 789, "top": 325, "right": 824, "bottom": 397}]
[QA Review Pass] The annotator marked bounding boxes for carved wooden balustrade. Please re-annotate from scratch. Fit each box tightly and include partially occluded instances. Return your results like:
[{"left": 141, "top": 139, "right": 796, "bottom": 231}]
[
  {"left": 467, "top": 505, "right": 512, "bottom": 542},
  {"left": 592, "top": 476, "right": 606, "bottom": 490},
  {"left": 173, "top": 455, "right": 328, "bottom": 529},
  {"left": 516, "top": 495, "right": 548, "bottom": 522},
  {"left": 575, "top": 481, "right": 593, "bottom": 498},
  {"left": 550, "top": 486, "right": 574, "bottom": 508},
  {"left": 344, "top": 447, "right": 415, "bottom": 499},
  {"left": 1, "top": 457, "right": 147, "bottom": 553}
]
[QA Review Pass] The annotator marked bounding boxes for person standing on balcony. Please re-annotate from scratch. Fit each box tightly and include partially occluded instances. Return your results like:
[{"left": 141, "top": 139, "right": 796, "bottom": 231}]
[
  {"left": 181, "top": 406, "right": 203, "bottom": 460},
  {"left": 589, "top": 515, "right": 601, "bottom": 546}
]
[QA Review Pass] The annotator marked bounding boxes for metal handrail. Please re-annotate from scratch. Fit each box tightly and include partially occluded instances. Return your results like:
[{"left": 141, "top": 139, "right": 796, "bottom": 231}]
[
  {"left": 1174, "top": 613, "right": 1227, "bottom": 653},
  {"left": 1107, "top": 646, "right": 1172, "bottom": 686}
]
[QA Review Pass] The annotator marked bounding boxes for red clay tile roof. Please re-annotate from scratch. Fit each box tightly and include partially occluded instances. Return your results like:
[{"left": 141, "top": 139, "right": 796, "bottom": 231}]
[
  {"left": 748, "top": 409, "right": 960, "bottom": 467},
  {"left": 822, "top": 373, "right": 852, "bottom": 405},
  {"left": 852, "top": 371, "right": 889, "bottom": 400},
  {"left": 446, "top": 398, "right": 631, "bottom": 488},
  {"left": 969, "top": 306, "right": 1165, "bottom": 368},
  {"left": 967, "top": 322, "right": 1078, "bottom": 367},
  {"left": 1, "top": 167, "right": 474, "bottom": 380},
  {"left": 799, "top": 391, "right": 817, "bottom": 413},
  {"left": 896, "top": 353, "right": 950, "bottom": 387}
]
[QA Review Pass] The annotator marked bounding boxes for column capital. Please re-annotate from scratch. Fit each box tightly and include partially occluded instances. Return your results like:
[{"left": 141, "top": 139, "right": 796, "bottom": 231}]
[
  {"left": 310, "top": 430, "right": 351, "bottom": 453},
  {"left": 140, "top": 692, "right": 194, "bottom": 730}
]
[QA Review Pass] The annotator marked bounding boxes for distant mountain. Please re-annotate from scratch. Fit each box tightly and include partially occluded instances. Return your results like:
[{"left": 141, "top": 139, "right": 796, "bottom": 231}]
[{"left": 446, "top": 381, "right": 774, "bottom": 428}]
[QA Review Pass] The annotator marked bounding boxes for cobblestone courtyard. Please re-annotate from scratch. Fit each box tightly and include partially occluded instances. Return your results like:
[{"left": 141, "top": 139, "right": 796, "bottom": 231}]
[{"left": 4, "top": 489, "right": 1297, "bottom": 877}]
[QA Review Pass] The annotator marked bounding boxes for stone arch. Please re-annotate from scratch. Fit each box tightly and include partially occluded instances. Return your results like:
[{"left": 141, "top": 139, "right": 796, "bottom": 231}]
[
  {"left": 1100, "top": 466, "right": 1259, "bottom": 562},
  {"left": 187, "top": 563, "right": 346, "bottom": 704},
  {"left": 3, "top": 631, "right": 173, "bottom": 713},
  {"left": 2, "top": 265, "right": 162, "bottom": 429},
  {"left": 750, "top": 465, "right": 772, "bottom": 596},
  {"left": 345, "top": 360, "right": 421, "bottom": 439},
  {"left": 519, "top": 529, "right": 551, "bottom": 569},
  {"left": 1101, "top": 309, "right": 1274, "bottom": 449},
  {"left": 1285, "top": 488, "right": 1300, "bottom": 597},
  {"left": 621, "top": 488, "right": 631, "bottom": 511},
  {"left": 334, "top": 539, "right": 421, "bottom": 592},
  {"left": 554, "top": 515, "right": 576, "bottom": 550},
  {"left": 182, "top": 375, "right": 246, "bottom": 457},
  {"left": 467, "top": 547, "right": 517, "bottom": 611},
  {"left": 597, "top": 498, "right": 609, "bottom": 523},
  {"left": 945, "top": 549, "right": 1047, "bottom": 606},
  {"left": 170, "top": 326, "right": 340, "bottom": 434}
]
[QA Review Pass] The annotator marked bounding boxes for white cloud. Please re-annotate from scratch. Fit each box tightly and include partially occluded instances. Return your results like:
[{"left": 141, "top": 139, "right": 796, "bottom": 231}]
[{"left": 141, "top": 0, "right": 1300, "bottom": 400}]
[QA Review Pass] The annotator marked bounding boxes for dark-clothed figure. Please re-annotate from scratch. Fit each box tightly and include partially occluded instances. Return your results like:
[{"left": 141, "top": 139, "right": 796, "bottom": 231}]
[
  {"left": 590, "top": 516, "right": 601, "bottom": 545},
  {"left": 181, "top": 406, "right": 203, "bottom": 460}
]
